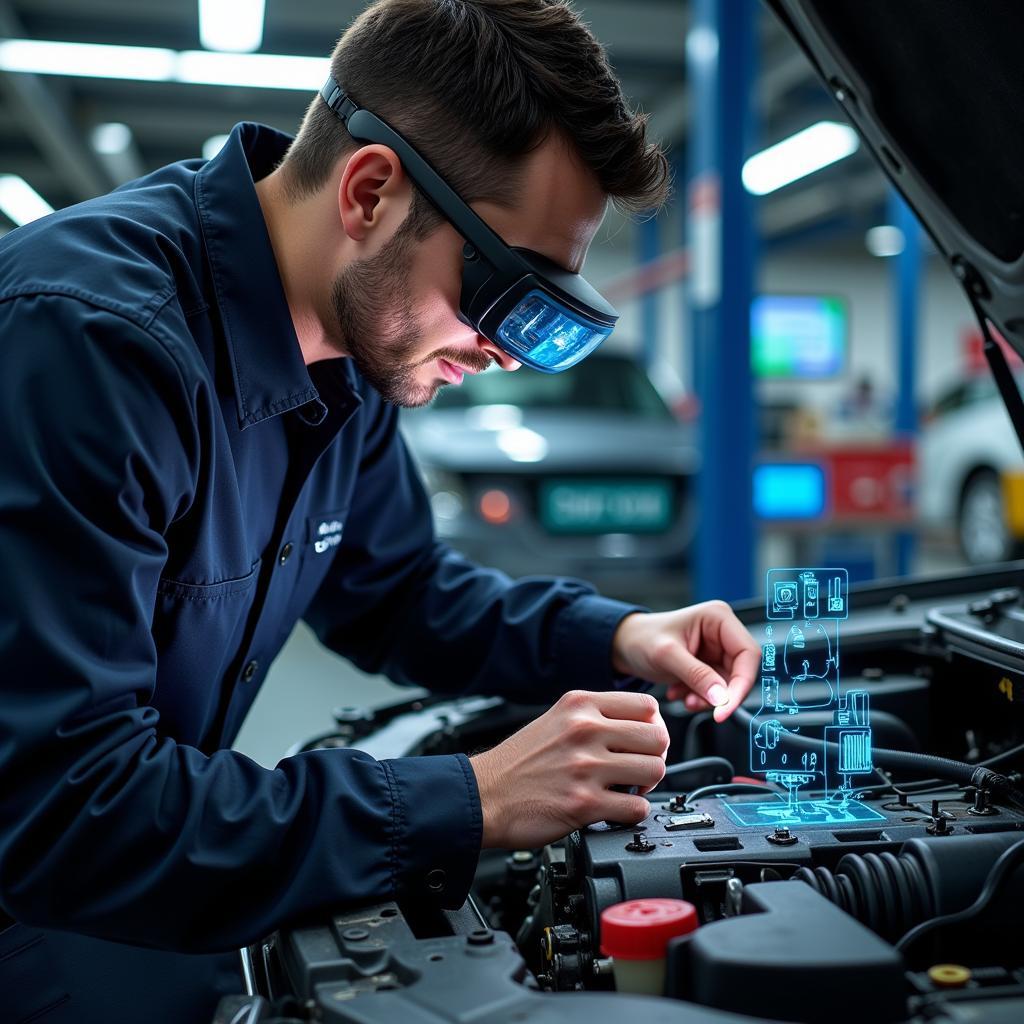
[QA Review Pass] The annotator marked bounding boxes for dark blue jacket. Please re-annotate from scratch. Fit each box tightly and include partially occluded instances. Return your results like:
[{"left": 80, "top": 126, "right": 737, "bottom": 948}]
[{"left": 0, "top": 122, "right": 641, "bottom": 1021}]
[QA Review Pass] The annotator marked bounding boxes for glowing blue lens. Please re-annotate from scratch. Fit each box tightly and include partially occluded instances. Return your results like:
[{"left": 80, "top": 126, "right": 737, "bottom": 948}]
[{"left": 495, "top": 289, "right": 612, "bottom": 371}]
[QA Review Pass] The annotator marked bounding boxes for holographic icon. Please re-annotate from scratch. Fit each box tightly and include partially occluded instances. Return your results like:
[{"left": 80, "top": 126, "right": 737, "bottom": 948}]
[{"left": 724, "top": 568, "right": 884, "bottom": 829}]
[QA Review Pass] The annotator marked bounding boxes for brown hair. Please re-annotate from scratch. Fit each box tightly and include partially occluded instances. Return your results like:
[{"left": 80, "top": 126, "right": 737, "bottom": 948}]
[{"left": 280, "top": 0, "right": 670, "bottom": 237}]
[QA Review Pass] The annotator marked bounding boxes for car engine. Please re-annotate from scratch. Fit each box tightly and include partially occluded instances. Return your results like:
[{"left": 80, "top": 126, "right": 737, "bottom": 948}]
[{"left": 214, "top": 565, "right": 1024, "bottom": 1023}]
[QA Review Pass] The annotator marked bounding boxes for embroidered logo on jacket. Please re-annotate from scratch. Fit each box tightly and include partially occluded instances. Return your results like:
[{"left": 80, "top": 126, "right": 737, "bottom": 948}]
[{"left": 313, "top": 519, "right": 344, "bottom": 554}]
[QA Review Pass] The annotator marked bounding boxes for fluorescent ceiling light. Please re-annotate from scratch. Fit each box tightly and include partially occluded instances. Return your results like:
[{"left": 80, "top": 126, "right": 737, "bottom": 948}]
[
  {"left": 742, "top": 121, "right": 860, "bottom": 196},
  {"left": 176, "top": 50, "right": 325, "bottom": 90},
  {"left": 0, "top": 175, "right": 53, "bottom": 226},
  {"left": 865, "top": 224, "right": 906, "bottom": 258},
  {"left": 200, "top": 0, "right": 266, "bottom": 54},
  {"left": 91, "top": 122, "right": 133, "bottom": 155},
  {"left": 0, "top": 39, "right": 176, "bottom": 81},
  {"left": 0, "top": 38, "right": 326, "bottom": 91},
  {"left": 202, "top": 134, "right": 231, "bottom": 161}
]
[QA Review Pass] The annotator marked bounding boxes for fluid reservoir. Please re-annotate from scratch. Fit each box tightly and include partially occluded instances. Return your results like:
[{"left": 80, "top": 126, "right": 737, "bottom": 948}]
[{"left": 600, "top": 898, "right": 698, "bottom": 995}]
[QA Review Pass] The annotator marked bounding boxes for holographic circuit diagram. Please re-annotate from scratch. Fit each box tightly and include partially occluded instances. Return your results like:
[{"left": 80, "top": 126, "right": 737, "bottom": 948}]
[{"left": 725, "top": 568, "right": 885, "bottom": 828}]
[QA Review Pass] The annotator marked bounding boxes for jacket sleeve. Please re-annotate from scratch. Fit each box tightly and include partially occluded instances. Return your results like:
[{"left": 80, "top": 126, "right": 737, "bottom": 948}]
[
  {"left": 303, "top": 390, "right": 648, "bottom": 705},
  {"left": 0, "top": 294, "right": 481, "bottom": 953}
]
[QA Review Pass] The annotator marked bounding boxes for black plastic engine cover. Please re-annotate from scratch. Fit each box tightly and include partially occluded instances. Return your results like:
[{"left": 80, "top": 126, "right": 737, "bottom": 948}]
[
  {"left": 667, "top": 882, "right": 905, "bottom": 1023},
  {"left": 267, "top": 901, "right": 760, "bottom": 1023}
]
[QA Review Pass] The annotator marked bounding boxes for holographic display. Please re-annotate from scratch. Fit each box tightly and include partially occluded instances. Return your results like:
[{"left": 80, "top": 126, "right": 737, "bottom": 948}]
[{"left": 725, "top": 567, "right": 884, "bottom": 828}]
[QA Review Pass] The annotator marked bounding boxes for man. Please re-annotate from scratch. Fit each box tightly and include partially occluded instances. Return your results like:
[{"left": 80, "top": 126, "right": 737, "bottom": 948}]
[{"left": 0, "top": 1, "right": 759, "bottom": 1020}]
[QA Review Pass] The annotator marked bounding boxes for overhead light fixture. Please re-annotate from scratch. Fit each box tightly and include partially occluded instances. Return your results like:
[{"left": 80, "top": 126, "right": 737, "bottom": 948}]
[
  {"left": 176, "top": 50, "right": 324, "bottom": 89},
  {"left": 202, "top": 134, "right": 231, "bottom": 161},
  {"left": 199, "top": 0, "right": 266, "bottom": 54},
  {"left": 0, "top": 40, "right": 176, "bottom": 81},
  {"left": 685, "top": 26, "right": 719, "bottom": 66},
  {"left": 91, "top": 122, "right": 133, "bottom": 155},
  {"left": 0, "top": 175, "right": 53, "bottom": 226},
  {"left": 742, "top": 121, "right": 860, "bottom": 196},
  {"left": 0, "top": 38, "right": 326, "bottom": 91},
  {"left": 865, "top": 224, "right": 906, "bottom": 258}
]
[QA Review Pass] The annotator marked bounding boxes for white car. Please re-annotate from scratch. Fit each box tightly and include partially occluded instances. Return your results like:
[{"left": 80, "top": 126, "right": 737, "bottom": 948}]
[{"left": 918, "top": 373, "right": 1024, "bottom": 563}]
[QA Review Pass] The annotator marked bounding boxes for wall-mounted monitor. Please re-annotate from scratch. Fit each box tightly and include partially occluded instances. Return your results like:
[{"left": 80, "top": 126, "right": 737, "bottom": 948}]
[{"left": 751, "top": 295, "right": 847, "bottom": 379}]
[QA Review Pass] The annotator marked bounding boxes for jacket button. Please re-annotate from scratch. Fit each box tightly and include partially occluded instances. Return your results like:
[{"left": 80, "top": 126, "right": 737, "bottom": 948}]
[
  {"left": 278, "top": 542, "right": 294, "bottom": 565},
  {"left": 425, "top": 869, "right": 446, "bottom": 892},
  {"left": 242, "top": 660, "right": 259, "bottom": 682}
]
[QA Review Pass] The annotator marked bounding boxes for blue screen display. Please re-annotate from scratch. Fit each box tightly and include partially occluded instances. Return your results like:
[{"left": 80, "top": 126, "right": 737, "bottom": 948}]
[{"left": 754, "top": 464, "right": 826, "bottom": 519}]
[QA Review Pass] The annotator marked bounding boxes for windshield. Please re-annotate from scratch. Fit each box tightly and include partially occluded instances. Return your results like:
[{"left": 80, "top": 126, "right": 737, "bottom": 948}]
[{"left": 429, "top": 355, "right": 674, "bottom": 419}]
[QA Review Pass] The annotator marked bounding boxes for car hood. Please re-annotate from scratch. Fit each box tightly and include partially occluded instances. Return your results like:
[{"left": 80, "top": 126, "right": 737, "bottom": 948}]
[
  {"left": 400, "top": 409, "right": 699, "bottom": 474},
  {"left": 768, "top": 2, "right": 1024, "bottom": 351}
]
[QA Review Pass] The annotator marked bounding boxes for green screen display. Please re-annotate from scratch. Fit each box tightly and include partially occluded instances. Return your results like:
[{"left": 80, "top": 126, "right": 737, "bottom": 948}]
[{"left": 751, "top": 295, "right": 847, "bottom": 379}]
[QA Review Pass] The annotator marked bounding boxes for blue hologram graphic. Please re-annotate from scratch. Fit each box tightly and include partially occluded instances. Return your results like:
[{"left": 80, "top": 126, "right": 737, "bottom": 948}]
[
  {"left": 723, "top": 796, "right": 885, "bottom": 828},
  {"left": 731, "top": 567, "right": 878, "bottom": 828}
]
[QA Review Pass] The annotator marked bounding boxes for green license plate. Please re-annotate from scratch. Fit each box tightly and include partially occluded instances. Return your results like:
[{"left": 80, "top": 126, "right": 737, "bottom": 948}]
[{"left": 539, "top": 479, "right": 673, "bottom": 534}]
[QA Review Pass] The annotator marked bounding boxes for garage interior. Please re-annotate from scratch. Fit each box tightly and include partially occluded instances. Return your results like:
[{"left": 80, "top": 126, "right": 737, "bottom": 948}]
[{"left": 3, "top": 2, "right": 1024, "bottom": 1022}]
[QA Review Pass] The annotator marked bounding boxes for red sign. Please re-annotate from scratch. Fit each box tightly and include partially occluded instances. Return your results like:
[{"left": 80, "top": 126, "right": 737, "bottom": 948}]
[{"left": 828, "top": 445, "right": 914, "bottom": 520}]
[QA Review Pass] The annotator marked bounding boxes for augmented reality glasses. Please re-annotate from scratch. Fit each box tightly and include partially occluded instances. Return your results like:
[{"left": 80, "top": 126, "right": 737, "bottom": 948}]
[{"left": 320, "top": 76, "right": 618, "bottom": 373}]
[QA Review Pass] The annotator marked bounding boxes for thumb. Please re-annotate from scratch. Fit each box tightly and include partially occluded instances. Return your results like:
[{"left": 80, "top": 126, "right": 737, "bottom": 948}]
[{"left": 664, "top": 645, "right": 731, "bottom": 710}]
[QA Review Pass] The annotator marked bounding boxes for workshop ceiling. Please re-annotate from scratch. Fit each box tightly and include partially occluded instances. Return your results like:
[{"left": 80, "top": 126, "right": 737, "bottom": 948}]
[{"left": 0, "top": 0, "right": 886, "bottom": 242}]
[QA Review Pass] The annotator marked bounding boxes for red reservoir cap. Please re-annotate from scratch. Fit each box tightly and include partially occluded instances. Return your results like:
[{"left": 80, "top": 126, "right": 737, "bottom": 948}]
[{"left": 600, "top": 898, "right": 698, "bottom": 961}]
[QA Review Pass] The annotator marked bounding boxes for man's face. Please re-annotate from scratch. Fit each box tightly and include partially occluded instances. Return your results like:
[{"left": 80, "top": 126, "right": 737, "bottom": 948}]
[{"left": 331, "top": 134, "right": 608, "bottom": 408}]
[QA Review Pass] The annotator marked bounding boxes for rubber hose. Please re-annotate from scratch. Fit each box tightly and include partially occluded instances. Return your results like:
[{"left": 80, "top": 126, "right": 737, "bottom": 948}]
[{"left": 793, "top": 849, "right": 933, "bottom": 942}]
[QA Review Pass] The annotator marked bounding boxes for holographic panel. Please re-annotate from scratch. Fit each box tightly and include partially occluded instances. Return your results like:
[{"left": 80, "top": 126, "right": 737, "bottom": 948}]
[{"left": 723, "top": 796, "right": 886, "bottom": 829}]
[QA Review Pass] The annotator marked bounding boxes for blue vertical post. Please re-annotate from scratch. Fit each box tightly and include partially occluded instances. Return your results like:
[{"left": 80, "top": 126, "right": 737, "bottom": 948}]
[
  {"left": 889, "top": 189, "right": 921, "bottom": 576},
  {"left": 639, "top": 215, "right": 660, "bottom": 370},
  {"left": 686, "top": 0, "right": 757, "bottom": 601}
]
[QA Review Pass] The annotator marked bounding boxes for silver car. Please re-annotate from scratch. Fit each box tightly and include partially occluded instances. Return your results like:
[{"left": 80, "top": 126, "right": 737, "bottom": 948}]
[{"left": 400, "top": 352, "right": 698, "bottom": 607}]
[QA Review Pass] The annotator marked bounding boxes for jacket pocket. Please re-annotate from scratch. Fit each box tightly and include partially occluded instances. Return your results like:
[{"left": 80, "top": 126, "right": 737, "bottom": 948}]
[
  {"left": 156, "top": 558, "right": 261, "bottom": 601},
  {"left": 150, "top": 559, "right": 263, "bottom": 734}
]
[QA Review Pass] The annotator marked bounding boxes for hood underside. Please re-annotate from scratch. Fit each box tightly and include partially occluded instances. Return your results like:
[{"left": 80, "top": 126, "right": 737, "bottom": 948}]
[{"left": 767, "top": 0, "right": 1024, "bottom": 353}]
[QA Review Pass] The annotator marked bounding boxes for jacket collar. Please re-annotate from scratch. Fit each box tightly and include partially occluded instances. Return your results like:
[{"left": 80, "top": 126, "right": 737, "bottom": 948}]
[{"left": 195, "top": 121, "right": 342, "bottom": 429}]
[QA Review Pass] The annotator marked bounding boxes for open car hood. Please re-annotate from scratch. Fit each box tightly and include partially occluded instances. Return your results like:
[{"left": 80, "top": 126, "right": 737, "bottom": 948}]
[{"left": 766, "top": 1, "right": 1024, "bottom": 354}]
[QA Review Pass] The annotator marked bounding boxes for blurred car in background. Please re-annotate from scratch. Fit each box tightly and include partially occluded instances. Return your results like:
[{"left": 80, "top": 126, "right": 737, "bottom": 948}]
[
  {"left": 400, "top": 352, "right": 698, "bottom": 607},
  {"left": 918, "top": 372, "right": 1024, "bottom": 563}
]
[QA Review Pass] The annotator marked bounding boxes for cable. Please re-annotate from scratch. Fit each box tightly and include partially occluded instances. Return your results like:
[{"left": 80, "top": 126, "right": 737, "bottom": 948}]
[
  {"left": 895, "top": 838, "right": 1024, "bottom": 954},
  {"left": 729, "top": 706, "right": 1020, "bottom": 802},
  {"left": 856, "top": 739, "right": 1024, "bottom": 797},
  {"left": 659, "top": 755, "right": 735, "bottom": 784},
  {"left": 684, "top": 781, "right": 773, "bottom": 803}
]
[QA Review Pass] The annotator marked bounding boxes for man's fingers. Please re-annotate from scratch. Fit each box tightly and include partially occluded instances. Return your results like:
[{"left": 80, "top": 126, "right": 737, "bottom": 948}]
[
  {"left": 583, "top": 689, "right": 660, "bottom": 722},
  {"left": 728, "top": 644, "right": 761, "bottom": 692},
  {"left": 604, "top": 719, "right": 670, "bottom": 757},
  {"left": 683, "top": 692, "right": 710, "bottom": 712},
  {"left": 602, "top": 752, "right": 667, "bottom": 791},
  {"left": 712, "top": 678, "right": 751, "bottom": 722},
  {"left": 717, "top": 613, "right": 762, "bottom": 683},
  {"left": 656, "top": 644, "right": 731, "bottom": 708},
  {"left": 597, "top": 791, "right": 651, "bottom": 826}
]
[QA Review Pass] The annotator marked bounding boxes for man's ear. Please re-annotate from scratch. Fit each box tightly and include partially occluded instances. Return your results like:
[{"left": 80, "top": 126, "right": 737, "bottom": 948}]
[{"left": 337, "top": 144, "right": 409, "bottom": 242}]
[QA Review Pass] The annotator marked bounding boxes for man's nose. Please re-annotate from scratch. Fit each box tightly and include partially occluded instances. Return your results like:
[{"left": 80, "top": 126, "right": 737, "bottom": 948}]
[{"left": 477, "top": 336, "right": 521, "bottom": 371}]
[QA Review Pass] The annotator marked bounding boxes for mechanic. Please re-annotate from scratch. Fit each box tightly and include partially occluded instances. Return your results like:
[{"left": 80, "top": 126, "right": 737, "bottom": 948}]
[{"left": 0, "top": 1, "right": 759, "bottom": 1021}]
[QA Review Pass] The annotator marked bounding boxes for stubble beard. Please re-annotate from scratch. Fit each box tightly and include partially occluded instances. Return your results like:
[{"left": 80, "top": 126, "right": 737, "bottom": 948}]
[
  {"left": 332, "top": 226, "right": 495, "bottom": 408},
  {"left": 330, "top": 224, "right": 441, "bottom": 407}
]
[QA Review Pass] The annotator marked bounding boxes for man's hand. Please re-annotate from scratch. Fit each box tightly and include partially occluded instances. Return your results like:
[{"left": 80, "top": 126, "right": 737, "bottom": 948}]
[
  {"left": 470, "top": 690, "right": 669, "bottom": 849},
  {"left": 612, "top": 601, "right": 760, "bottom": 723}
]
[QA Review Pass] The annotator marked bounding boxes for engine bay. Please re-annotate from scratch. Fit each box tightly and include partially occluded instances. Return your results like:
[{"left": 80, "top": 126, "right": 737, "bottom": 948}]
[{"left": 214, "top": 565, "right": 1024, "bottom": 1023}]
